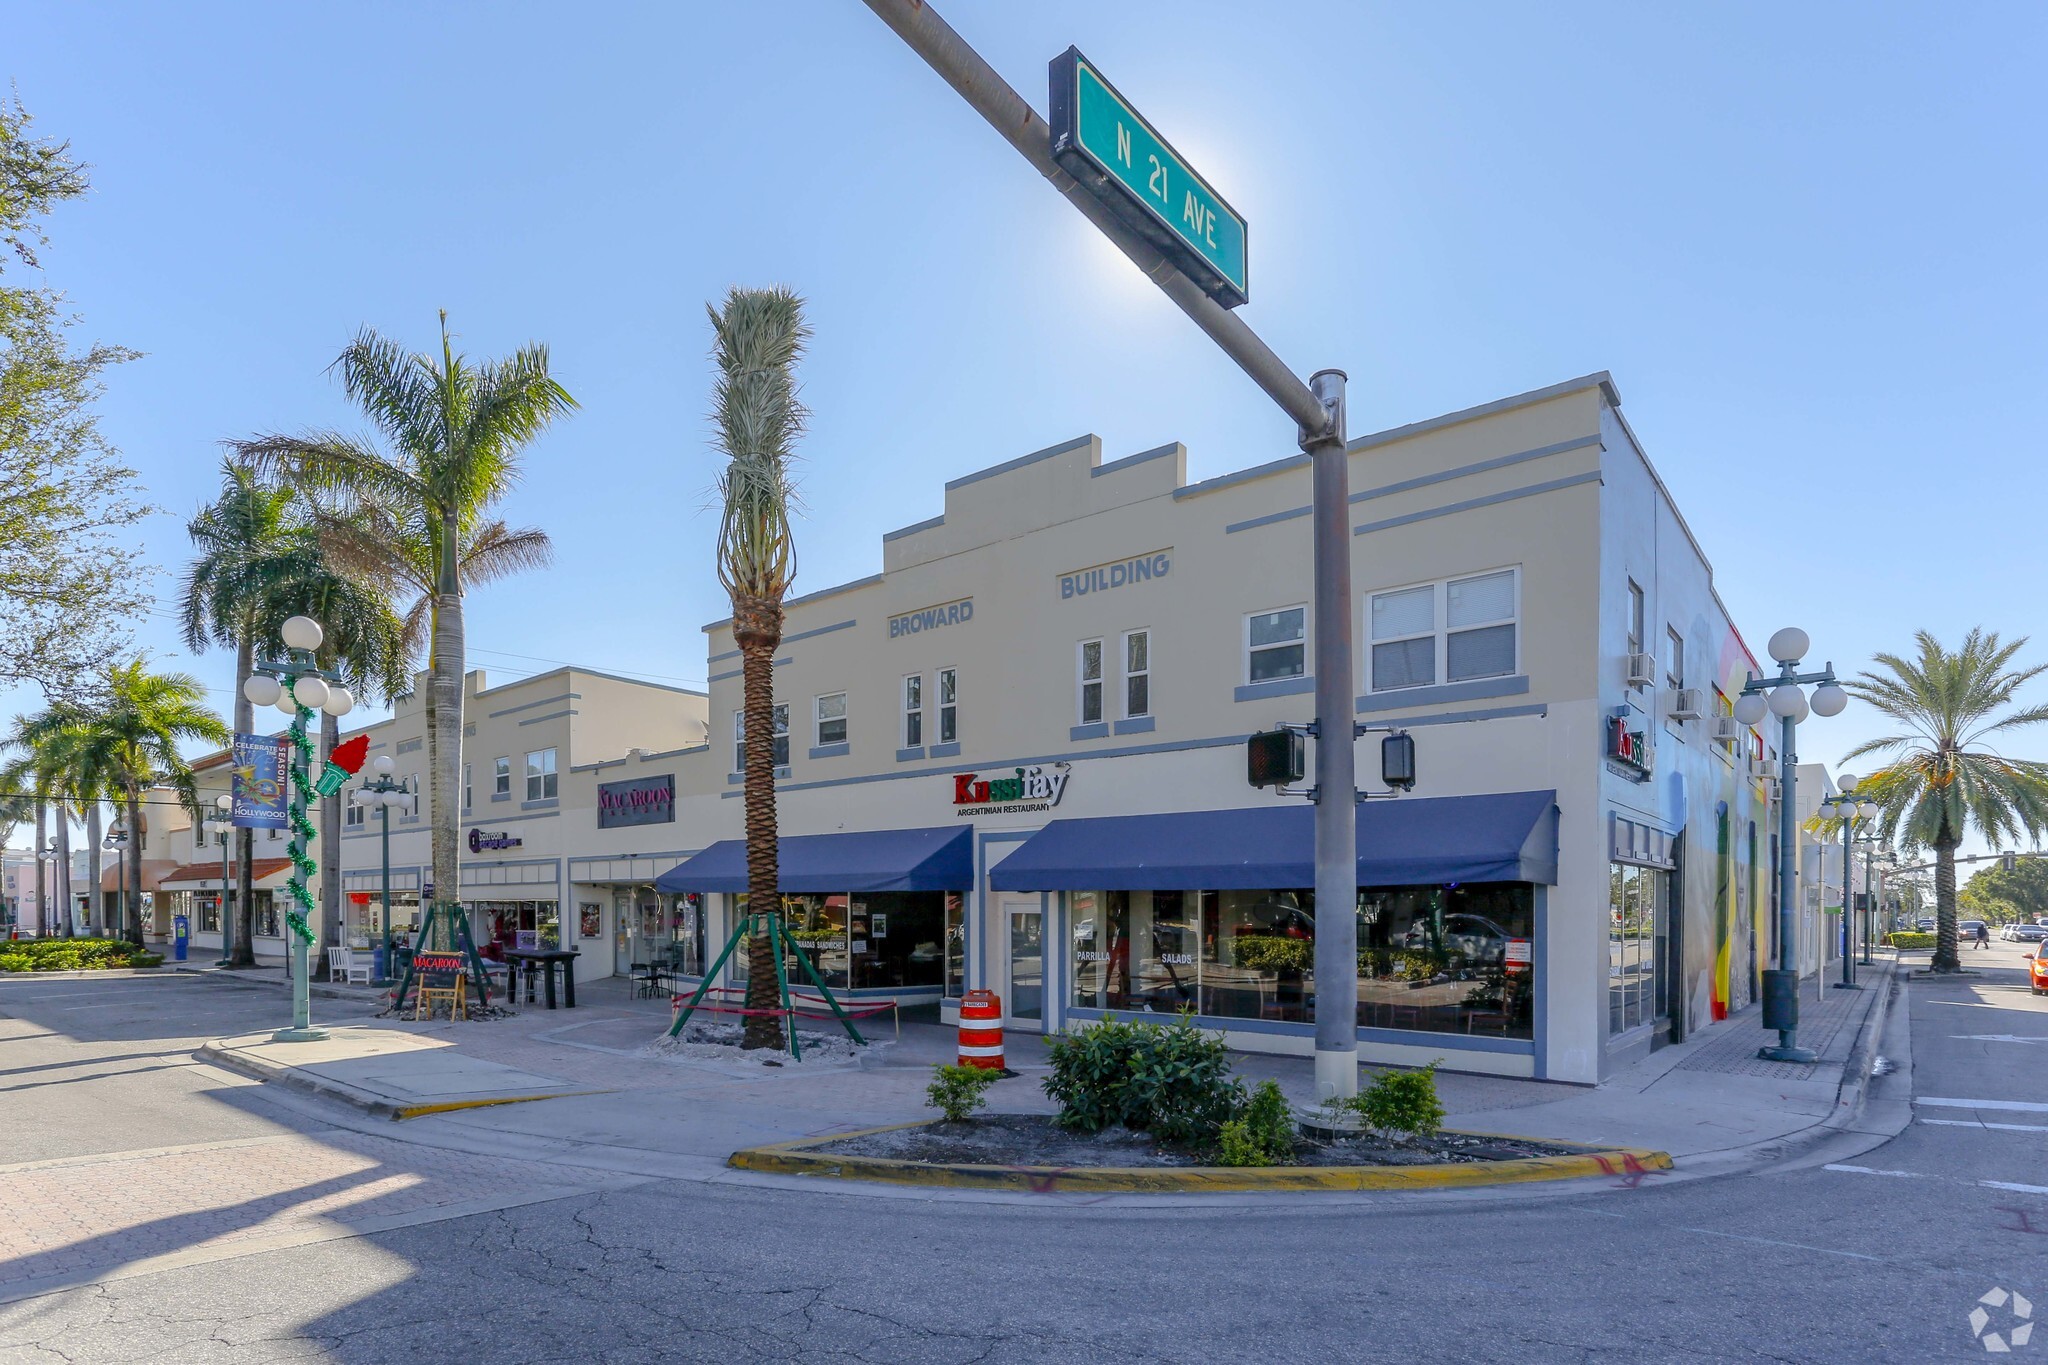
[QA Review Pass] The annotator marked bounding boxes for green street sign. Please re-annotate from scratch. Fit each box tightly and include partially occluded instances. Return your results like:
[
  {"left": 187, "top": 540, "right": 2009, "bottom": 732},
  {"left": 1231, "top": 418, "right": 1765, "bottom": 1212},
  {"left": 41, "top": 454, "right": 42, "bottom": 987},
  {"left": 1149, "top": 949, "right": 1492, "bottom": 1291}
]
[{"left": 1049, "top": 47, "right": 1249, "bottom": 309}]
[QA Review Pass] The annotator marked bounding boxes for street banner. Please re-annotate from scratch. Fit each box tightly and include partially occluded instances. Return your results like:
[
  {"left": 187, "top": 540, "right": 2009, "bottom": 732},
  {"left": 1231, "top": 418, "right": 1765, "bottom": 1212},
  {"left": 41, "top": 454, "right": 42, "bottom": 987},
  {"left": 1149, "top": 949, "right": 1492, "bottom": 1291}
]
[{"left": 231, "top": 733, "right": 290, "bottom": 830}]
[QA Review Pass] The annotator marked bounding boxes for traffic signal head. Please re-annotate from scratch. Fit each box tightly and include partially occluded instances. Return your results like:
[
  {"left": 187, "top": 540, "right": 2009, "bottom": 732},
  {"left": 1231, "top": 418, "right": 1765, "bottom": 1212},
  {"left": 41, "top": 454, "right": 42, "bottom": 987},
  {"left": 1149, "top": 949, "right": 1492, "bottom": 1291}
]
[{"left": 1381, "top": 732, "right": 1417, "bottom": 790}]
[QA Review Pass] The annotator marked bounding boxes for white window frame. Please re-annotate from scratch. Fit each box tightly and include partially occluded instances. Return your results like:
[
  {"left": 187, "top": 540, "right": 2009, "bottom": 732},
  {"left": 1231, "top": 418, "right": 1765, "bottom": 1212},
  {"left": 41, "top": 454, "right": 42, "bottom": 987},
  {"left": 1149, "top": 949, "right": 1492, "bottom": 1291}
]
[
  {"left": 463, "top": 762, "right": 472, "bottom": 810},
  {"left": 815, "top": 691, "right": 847, "bottom": 748},
  {"left": 1244, "top": 604, "right": 1308, "bottom": 685},
  {"left": 345, "top": 800, "right": 365, "bottom": 829},
  {"left": 1077, "top": 639, "right": 1105, "bottom": 726},
  {"left": 1666, "top": 626, "right": 1685, "bottom": 692},
  {"left": 492, "top": 756, "right": 510, "bottom": 797},
  {"left": 734, "top": 705, "right": 790, "bottom": 772},
  {"left": 1626, "top": 579, "right": 1646, "bottom": 657},
  {"left": 1366, "top": 568, "right": 1521, "bottom": 694},
  {"left": 1122, "top": 628, "right": 1151, "bottom": 719},
  {"left": 936, "top": 667, "right": 958, "bottom": 745},
  {"left": 524, "top": 748, "right": 558, "bottom": 801},
  {"left": 902, "top": 674, "right": 923, "bottom": 749}
]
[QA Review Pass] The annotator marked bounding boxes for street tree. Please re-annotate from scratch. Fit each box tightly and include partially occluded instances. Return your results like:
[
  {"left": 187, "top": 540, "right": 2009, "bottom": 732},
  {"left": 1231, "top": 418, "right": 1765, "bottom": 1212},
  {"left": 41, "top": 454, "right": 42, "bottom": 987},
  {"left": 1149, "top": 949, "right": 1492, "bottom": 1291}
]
[
  {"left": 1961, "top": 857, "right": 2048, "bottom": 925},
  {"left": 25, "top": 663, "right": 226, "bottom": 945},
  {"left": 708, "top": 286, "right": 810, "bottom": 1050},
  {"left": 230, "top": 313, "right": 574, "bottom": 911},
  {"left": 179, "top": 462, "right": 300, "bottom": 965},
  {"left": 0, "top": 95, "right": 147, "bottom": 698},
  {"left": 1845, "top": 629, "right": 2048, "bottom": 972}
]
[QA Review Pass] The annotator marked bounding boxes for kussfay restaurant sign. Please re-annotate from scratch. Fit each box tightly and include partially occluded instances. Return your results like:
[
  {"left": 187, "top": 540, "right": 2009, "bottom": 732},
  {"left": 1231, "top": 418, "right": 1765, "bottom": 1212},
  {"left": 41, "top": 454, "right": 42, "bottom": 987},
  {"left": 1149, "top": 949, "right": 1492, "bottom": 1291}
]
[{"left": 953, "top": 763, "right": 1071, "bottom": 817}]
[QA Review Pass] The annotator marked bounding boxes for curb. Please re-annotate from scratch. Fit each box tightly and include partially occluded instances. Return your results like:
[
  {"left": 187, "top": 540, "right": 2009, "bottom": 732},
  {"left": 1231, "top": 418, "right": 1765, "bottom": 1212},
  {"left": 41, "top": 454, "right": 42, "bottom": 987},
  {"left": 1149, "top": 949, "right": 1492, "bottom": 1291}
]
[
  {"left": 727, "top": 1120, "right": 1673, "bottom": 1195},
  {"left": 195, "top": 1039, "right": 593, "bottom": 1122},
  {"left": 1820, "top": 953, "right": 1903, "bottom": 1137},
  {"left": 0, "top": 966, "right": 169, "bottom": 980},
  {"left": 171, "top": 964, "right": 389, "bottom": 1006}
]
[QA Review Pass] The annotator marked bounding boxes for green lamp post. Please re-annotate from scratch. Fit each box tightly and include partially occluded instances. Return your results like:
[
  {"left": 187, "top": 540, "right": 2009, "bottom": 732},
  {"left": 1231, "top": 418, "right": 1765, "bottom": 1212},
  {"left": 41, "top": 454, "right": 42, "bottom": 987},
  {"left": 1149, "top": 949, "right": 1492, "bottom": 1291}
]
[{"left": 241, "top": 614, "right": 361, "bottom": 1043}]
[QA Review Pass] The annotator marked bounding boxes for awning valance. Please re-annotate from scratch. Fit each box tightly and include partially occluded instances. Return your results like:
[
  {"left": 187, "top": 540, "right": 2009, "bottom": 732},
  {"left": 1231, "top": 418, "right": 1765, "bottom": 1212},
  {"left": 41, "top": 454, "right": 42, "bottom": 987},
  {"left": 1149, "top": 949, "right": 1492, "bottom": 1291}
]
[
  {"left": 654, "top": 826, "right": 973, "bottom": 895},
  {"left": 989, "top": 791, "right": 1558, "bottom": 892}
]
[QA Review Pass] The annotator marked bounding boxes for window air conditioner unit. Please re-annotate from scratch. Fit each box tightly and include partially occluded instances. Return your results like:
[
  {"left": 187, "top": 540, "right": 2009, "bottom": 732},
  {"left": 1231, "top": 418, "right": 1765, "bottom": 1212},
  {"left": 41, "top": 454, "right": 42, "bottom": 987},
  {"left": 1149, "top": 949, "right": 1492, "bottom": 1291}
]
[
  {"left": 1668, "top": 688, "right": 1706, "bottom": 721},
  {"left": 1709, "top": 715, "right": 1745, "bottom": 745},
  {"left": 1758, "top": 774, "right": 1781, "bottom": 802},
  {"left": 1625, "top": 652, "right": 1657, "bottom": 687}
]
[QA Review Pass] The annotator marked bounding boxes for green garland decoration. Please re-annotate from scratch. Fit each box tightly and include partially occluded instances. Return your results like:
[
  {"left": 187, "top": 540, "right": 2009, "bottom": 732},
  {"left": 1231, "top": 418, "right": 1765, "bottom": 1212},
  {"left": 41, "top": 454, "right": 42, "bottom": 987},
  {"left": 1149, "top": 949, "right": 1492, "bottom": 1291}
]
[{"left": 284, "top": 702, "right": 317, "bottom": 945}]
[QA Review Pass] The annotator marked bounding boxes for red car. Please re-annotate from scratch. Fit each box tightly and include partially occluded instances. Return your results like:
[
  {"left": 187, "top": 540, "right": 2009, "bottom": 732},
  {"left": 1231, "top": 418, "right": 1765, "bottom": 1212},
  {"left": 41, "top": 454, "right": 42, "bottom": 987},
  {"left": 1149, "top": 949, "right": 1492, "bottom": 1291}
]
[{"left": 2031, "top": 949, "right": 2048, "bottom": 997}]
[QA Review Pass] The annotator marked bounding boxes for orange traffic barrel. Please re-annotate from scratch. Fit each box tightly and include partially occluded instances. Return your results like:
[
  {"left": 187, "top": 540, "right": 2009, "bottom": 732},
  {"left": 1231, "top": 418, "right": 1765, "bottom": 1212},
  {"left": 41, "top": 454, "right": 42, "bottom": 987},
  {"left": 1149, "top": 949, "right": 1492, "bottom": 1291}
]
[{"left": 958, "top": 988, "right": 1004, "bottom": 1071}]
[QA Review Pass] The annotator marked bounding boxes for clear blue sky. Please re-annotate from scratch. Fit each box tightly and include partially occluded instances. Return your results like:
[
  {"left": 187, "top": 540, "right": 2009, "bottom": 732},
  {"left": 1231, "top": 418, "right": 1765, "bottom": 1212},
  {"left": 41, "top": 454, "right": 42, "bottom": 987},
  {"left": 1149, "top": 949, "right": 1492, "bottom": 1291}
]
[{"left": 9, "top": 2, "right": 2045, "bottom": 854}]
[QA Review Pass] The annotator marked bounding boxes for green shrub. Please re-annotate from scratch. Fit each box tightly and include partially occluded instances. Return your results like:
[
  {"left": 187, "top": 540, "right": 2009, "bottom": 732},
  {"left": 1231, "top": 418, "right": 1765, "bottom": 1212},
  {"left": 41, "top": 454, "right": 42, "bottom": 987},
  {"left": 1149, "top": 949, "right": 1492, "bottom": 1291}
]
[
  {"left": 1216, "top": 1119, "right": 1269, "bottom": 1167},
  {"left": 1236, "top": 1080, "right": 1298, "bottom": 1165},
  {"left": 0, "top": 937, "right": 141, "bottom": 971},
  {"left": 127, "top": 952, "right": 163, "bottom": 969},
  {"left": 1043, "top": 1012, "right": 1243, "bottom": 1143},
  {"left": 0, "top": 954, "right": 30, "bottom": 973},
  {"left": 1882, "top": 932, "right": 1936, "bottom": 950},
  {"left": 925, "top": 1063, "right": 1000, "bottom": 1122},
  {"left": 1351, "top": 1063, "right": 1446, "bottom": 1142}
]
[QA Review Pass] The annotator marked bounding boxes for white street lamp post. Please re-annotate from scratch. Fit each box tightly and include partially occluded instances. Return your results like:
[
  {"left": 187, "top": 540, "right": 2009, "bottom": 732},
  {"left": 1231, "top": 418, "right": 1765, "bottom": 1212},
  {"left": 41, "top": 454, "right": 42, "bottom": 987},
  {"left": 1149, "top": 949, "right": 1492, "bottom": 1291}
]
[{"left": 1734, "top": 626, "right": 1851, "bottom": 1063}]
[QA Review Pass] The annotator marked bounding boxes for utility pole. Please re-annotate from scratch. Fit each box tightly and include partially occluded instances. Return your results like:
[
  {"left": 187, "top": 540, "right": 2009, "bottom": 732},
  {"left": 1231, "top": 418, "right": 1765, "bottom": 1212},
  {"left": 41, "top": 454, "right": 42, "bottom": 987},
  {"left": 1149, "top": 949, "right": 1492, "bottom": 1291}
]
[{"left": 862, "top": 0, "right": 1361, "bottom": 1099}]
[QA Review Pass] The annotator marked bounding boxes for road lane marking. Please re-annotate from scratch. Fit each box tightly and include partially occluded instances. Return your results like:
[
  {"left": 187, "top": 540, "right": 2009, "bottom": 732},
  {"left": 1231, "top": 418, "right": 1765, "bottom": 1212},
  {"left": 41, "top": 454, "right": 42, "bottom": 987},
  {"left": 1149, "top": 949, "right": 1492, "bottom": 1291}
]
[
  {"left": 1823, "top": 1165, "right": 2048, "bottom": 1199},
  {"left": 1921, "top": 1118, "right": 2048, "bottom": 1134},
  {"left": 1823, "top": 1164, "right": 1923, "bottom": 1178},
  {"left": 1916, "top": 1097, "right": 2048, "bottom": 1114},
  {"left": 1951, "top": 1035, "right": 2048, "bottom": 1045},
  {"left": 1981, "top": 1181, "right": 2048, "bottom": 1196}
]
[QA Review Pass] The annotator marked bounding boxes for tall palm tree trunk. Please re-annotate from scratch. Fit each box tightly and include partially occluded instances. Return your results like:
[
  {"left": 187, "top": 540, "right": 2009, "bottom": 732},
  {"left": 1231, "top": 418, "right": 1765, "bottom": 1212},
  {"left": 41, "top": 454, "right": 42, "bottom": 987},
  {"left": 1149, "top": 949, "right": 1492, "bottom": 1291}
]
[
  {"left": 320, "top": 710, "right": 341, "bottom": 973},
  {"left": 736, "top": 596, "right": 784, "bottom": 1051},
  {"left": 32, "top": 799, "right": 46, "bottom": 937},
  {"left": 124, "top": 788, "right": 144, "bottom": 946},
  {"left": 84, "top": 802, "right": 103, "bottom": 937},
  {"left": 54, "top": 807, "right": 71, "bottom": 937},
  {"left": 232, "top": 633, "right": 257, "bottom": 967},
  {"left": 429, "top": 520, "right": 463, "bottom": 918},
  {"left": 1932, "top": 836, "right": 1961, "bottom": 973}
]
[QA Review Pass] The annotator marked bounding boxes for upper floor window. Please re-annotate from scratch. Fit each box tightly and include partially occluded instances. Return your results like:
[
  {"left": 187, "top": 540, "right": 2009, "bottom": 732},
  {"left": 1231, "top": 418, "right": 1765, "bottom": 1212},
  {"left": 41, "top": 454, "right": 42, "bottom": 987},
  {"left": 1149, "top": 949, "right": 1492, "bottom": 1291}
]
[
  {"left": 937, "top": 668, "right": 958, "bottom": 744},
  {"left": 1078, "top": 640, "right": 1104, "bottom": 725},
  {"left": 463, "top": 763, "right": 473, "bottom": 810},
  {"left": 816, "top": 692, "right": 847, "bottom": 747},
  {"left": 734, "top": 706, "right": 790, "bottom": 771},
  {"left": 1368, "top": 568, "right": 1519, "bottom": 692},
  {"left": 902, "top": 675, "right": 923, "bottom": 748},
  {"left": 524, "top": 748, "right": 557, "bottom": 801},
  {"left": 1666, "top": 626, "right": 1685, "bottom": 691},
  {"left": 1246, "top": 606, "right": 1306, "bottom": 683},
  {"left": 1124, "top": 630, "right": 1151, "bottom": 719},
  {"left": 493, "top": 756, "right": 510, "bottom": 797},
  {"left": 345, "top": 800, "right": 365, "bottom": 829},
  {"left": 1626, "top": 579, "right": 1646, "bottom": 658}
]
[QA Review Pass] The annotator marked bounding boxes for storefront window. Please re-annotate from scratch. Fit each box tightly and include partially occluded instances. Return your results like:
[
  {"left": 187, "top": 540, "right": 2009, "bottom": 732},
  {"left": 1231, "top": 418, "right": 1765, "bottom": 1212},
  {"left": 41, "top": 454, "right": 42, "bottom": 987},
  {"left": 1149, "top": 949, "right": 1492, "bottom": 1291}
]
[
  {"left": 1069, "top": 883, "right": 1536, "bottom": 1040},
  {"left": 253, "top": 891, "right": 278, "bottom": 938},
  {"left": 474, "top": 900, "right": 562, "bottom": 954},
  {"left": 742, "top": 891, "right": 952, "bottom": 994},
  {"left": 944, "top": 893, "right": 965, "bottom": 1000},
  {"left": 194, "top": 892, "right": 219, "bottom": 933},
  {"left": 1608, "top": 863, "right": 1666, "bottom": 1034}
]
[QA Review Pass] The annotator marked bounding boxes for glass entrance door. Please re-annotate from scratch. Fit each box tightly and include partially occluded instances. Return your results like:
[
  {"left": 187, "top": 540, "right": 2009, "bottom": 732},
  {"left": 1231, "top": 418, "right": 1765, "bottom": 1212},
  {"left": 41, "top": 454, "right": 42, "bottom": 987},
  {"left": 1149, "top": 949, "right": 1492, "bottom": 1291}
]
[
  {"left": 1008, "top": 904, "right": 1044, "bottom": 1026},
  {"left": 613, "top": 891, "right": 634, "bottom": 976}
]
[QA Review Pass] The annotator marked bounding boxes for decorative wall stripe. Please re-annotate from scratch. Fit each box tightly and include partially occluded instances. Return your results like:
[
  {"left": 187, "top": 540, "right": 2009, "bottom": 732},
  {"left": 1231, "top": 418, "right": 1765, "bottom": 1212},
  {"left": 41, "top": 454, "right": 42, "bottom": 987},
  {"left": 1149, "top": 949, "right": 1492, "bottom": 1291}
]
[{"left": 1353, "top": 470, "right": 1603, "bottom": 537}]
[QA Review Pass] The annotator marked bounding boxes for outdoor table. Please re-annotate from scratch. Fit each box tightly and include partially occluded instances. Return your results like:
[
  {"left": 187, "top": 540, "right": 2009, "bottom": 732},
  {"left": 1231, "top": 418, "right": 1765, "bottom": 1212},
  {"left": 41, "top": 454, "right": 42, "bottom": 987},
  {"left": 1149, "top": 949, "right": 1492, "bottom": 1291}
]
[{"left": 501, "top": 947, "right": 580, "bottom": 1009}]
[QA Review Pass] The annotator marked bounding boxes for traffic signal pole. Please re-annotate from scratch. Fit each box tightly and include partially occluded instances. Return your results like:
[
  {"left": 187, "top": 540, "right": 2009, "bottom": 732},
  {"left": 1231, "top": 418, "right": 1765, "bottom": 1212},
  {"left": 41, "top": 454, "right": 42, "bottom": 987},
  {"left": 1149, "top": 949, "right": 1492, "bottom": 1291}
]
[{"left": 863, "top": 0, "right": 1361, "bottom": 1099}]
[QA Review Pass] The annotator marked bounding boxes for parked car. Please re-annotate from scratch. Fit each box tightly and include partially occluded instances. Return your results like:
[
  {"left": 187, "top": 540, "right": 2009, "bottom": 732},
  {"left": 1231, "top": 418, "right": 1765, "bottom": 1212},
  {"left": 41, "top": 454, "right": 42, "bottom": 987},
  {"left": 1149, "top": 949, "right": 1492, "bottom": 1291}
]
[
  {"left": 2031, "top": 948, "right": 2048, "bottom": 996},
  {"left": 1400, "top": 913, "right": 1511, "bottom": 967},
  {"left": 2005, "top": 923, "right": 2047, "bottom": 943},
  {"left": 1916, "top": 918, "right": 1935, "bottom": 932}
]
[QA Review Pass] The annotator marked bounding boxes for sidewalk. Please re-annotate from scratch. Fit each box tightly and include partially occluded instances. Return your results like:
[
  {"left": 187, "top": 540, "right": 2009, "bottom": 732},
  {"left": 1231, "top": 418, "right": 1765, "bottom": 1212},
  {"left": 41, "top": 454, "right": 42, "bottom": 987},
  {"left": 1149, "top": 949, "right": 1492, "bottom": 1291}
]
[{"left": 193, "top": 957, "right": 1903, "bottom": 1192}]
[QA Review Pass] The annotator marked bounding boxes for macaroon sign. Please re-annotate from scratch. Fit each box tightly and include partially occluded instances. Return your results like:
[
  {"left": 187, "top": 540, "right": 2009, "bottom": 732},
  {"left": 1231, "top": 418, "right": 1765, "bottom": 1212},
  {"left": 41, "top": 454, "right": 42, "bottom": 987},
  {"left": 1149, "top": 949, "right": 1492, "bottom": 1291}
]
[{"left": 1049, "top": 47, "right": 1249, "bottom": 308}]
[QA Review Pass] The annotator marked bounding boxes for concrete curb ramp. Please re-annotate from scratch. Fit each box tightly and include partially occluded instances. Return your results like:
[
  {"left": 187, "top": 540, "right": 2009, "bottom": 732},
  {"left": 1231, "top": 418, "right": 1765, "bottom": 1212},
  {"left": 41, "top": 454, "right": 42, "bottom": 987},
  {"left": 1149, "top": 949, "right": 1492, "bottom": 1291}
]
[
  {"left": 198, "top": 1035, "right": 603, "bottom": 1123},
  {"left": 729, "top": 1121, "right": 1673, "bottom": 1194}
]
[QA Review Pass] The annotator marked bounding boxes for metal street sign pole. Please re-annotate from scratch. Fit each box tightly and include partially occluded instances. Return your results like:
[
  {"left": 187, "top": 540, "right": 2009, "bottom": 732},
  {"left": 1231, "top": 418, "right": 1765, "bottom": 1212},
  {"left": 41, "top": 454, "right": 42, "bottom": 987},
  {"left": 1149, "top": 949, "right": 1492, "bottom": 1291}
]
[{"left": 862, "top": 0, "right": 1360, "bottom": 1100}]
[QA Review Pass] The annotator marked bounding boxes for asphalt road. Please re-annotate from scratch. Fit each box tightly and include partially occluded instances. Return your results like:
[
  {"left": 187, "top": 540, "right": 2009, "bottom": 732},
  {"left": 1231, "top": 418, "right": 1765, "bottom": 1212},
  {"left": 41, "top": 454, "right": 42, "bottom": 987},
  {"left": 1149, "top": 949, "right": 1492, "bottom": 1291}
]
[{"left": 1, "top": 952, "right": 2044, "bottom": 1365}]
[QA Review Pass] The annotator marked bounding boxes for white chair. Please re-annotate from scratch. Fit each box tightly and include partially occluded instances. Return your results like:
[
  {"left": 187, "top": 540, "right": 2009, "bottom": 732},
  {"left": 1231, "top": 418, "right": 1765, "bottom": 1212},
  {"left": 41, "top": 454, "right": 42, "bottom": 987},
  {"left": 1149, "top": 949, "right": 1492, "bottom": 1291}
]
[{"left": 327, "top": 946, "right": 370, "bottom": 986}]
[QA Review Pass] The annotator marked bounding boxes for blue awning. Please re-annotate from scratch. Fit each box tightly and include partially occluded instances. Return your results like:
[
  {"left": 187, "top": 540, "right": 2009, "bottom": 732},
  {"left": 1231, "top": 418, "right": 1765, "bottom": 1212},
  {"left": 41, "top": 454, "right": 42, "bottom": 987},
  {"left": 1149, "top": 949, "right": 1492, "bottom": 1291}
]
[
  {"left": 653, "top": 825, "right": 973, "bottom": 895},
  {"left": 988, "top": 791, "right": 1558, "bottom": 892}
]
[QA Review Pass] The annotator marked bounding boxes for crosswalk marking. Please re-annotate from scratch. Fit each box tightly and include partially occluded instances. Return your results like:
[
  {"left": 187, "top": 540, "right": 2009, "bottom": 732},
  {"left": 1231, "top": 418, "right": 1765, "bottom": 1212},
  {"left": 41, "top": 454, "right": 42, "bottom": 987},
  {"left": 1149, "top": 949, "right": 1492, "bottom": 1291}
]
[{"left": 1920, "top": 1118, "right": 2048, "bottom": 1134}]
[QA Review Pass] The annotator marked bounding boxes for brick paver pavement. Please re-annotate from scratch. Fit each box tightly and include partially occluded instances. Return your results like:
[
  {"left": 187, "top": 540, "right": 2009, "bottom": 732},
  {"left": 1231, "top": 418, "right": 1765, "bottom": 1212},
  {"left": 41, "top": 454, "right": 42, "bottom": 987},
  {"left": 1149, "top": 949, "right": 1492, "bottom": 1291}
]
[
  {"left": 1673, "top": 960, "right": 1889, "bottom": 1080},
  {"left": 0, "top": 1128, "right": 619, "bottom": 1294}
]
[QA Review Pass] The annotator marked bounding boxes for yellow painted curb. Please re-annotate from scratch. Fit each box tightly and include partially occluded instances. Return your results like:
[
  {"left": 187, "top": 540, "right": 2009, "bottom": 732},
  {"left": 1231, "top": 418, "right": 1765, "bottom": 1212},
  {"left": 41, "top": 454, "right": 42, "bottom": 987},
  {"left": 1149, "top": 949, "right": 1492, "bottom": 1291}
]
[
  {"left": 392, "top": 1091, "right": 605, "bottom": 1121},
  {"left": 728, "top": 1120, "right": 1673, "bottom": 1194}
]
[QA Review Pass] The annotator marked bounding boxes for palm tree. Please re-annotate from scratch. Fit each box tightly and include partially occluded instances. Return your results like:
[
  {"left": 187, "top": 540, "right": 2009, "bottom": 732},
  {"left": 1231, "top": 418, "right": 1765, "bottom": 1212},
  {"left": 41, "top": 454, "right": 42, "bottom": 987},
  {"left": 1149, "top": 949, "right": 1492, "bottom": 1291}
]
[
  {"left": 230, "top": 313, "right": 574, "bottom": 909},
  {"left": 0, "top": 793, "right": 32, "bottom": 934},
  {"left": 32, "top": 663, "right": 227, "bottom": 945},
  {"left": 1845, "top": 629, "right": 2048, "bottom": 973},
  {"left": 4, "top": 707, "right": 85, "bottom": 937},
  {"left": 709, "top": 286, "right": 810, "bottom": 1050},
  {"left": 181, "top": 461, "right": 299, "bottom": 966}
]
